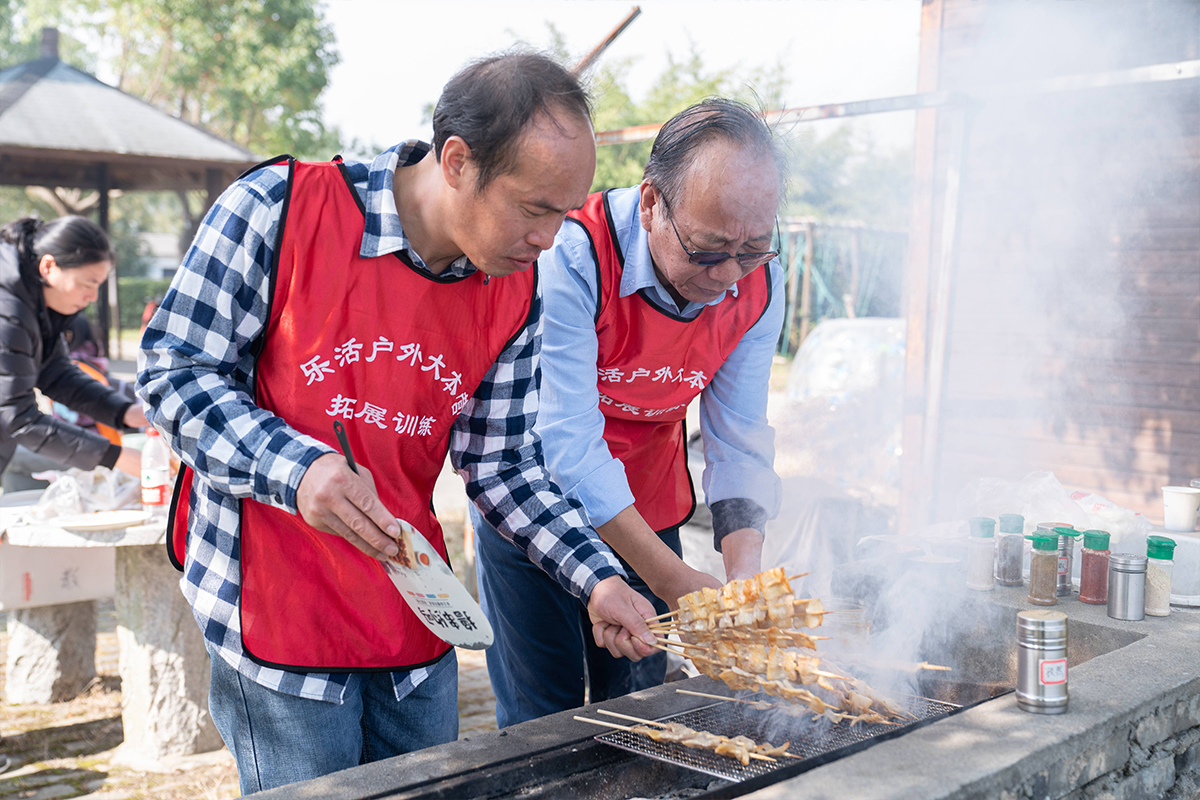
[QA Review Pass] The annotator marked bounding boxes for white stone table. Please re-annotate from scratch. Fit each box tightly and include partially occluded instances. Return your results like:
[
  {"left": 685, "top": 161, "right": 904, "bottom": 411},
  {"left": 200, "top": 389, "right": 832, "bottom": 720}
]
[{"left": 2, "top": 515, "right": 222, "bottom": 761}]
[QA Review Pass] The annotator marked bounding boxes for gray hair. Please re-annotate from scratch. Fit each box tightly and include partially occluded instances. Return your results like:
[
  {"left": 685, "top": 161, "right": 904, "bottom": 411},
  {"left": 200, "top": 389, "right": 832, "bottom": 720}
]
[{"left": 642, "top": 98, "right": 788, "bottom": 205}]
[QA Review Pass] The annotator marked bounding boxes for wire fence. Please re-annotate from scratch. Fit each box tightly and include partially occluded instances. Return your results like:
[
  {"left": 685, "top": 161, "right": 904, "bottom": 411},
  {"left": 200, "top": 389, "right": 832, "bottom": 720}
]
[{"left": 775, "top": 220, "right": 908, "bottom": 356}]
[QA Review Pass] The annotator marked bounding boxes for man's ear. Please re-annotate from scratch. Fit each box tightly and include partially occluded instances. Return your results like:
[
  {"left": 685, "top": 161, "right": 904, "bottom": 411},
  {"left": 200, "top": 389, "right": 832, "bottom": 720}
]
[
  {"left": 638, "top": 181, "right": 660, "bottom": 233},
  {"left": 440, "top": 136, "right": 473, "bottom": 191}
]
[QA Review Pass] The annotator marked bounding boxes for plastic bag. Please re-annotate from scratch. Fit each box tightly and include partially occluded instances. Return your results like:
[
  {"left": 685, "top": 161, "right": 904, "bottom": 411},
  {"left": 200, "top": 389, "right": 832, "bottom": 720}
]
[
  {"left": 28, "top": 467, "right": 141, "bottom": 520},
  {"left": 955, "top": 471, "right": 1149, "bottom": 547}
]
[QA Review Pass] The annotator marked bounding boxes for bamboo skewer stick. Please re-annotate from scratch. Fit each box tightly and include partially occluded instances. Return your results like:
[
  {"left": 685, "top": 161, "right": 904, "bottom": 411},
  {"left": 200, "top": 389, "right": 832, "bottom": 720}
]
[
  {"left": 644, "top": 609, "right": 678, "bottom": 622},
  {"left": 596, "top": 710, "right": 800, "bottom": 760},
  {"left": 652, "top": 639, "right": 851, "bottom": 682}
]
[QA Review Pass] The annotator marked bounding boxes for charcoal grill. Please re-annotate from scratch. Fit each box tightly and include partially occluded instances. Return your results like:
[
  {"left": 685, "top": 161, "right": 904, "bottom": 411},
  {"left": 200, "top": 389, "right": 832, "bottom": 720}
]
[{"left": 594, "top": 695, "right": 960, "bottom": 785}]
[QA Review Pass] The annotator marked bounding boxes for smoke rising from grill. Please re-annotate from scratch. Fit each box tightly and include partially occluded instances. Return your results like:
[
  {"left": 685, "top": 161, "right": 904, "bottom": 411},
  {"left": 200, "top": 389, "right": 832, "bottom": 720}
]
[{"left": 758, "top": 0, "right": 1199, "bottom": 699}]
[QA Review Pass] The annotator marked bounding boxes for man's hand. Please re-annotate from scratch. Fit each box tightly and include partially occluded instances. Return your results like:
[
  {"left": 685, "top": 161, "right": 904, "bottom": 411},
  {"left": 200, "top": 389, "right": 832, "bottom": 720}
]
[
  {"left": 721, "top": 528, "right": 765, "bottom": 582},
  {"left": 587, "top": 576, "right": 660, "bottom": 661},
  {"left": 649, "top": 564, "right": 723, "bottom": 613},
  {"left": 296, "top": 453, "right": 400, "bottom": 560}
]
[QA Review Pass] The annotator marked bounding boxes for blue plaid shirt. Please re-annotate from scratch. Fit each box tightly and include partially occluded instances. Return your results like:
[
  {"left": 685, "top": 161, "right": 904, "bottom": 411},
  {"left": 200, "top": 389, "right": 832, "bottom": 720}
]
[{"left": 137, "top": 141, "right": 625, "bottom": 704}]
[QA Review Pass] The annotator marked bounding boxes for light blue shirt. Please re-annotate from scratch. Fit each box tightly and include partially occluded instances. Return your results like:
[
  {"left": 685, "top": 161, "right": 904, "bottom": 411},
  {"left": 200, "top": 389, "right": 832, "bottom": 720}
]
[{"left": 537, "top": 186, "right": 784, "bottom": 533}]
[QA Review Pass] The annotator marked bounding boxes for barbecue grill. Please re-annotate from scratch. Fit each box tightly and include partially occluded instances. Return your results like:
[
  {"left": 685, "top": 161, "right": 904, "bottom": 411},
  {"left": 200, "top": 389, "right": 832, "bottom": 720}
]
[{"left": 594, "top": 694, "right": 961, "bottom": 786}]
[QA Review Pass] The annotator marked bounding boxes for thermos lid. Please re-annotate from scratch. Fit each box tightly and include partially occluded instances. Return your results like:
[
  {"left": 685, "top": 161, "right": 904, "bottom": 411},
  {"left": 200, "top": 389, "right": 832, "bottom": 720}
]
[
  {"left": 1110, "top": 552, "right": 1148, "bottom": 571},
  {"left": 1146, "top": 535, "right": 1176, "bottom": 560},
  {"left": 1083, "top": 530, "right": 1110, "bottom": 550},
  {"left": 998, "top": 513, "right": 1025, "bottom": 534},
  {"left": 1053, "top": 526, "right": 1080, "bottom": 539},
  {"left": 1025, "top": 533, "right": 1058, "bottom": 552},
  {"left": 1017, "top": 609, "right": 1068, "bottom": 635},
  {"left": 1037, "top": 522, "right": 1074, "bottom": 532},
  {"left": 969, "top": 517, "right": 996, "bottom": 538}
]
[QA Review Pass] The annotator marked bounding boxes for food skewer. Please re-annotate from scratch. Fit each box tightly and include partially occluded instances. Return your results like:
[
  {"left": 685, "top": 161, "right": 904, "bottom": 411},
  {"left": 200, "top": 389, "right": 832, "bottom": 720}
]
[
  {"left": 573, "top": 715, "right": 781, "bottom": 765},
  {"left": 596, "top": 709, "right": 802, "bottom": 760}
]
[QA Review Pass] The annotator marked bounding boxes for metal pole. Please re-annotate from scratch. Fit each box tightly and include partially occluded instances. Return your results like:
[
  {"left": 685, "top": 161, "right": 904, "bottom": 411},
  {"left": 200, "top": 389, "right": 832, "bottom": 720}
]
[{"left": 571, "top": 6, "right": 641, "bottom": 77}]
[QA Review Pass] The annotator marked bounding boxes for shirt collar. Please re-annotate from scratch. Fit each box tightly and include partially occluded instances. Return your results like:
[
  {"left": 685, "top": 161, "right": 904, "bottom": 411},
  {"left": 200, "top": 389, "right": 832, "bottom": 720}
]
[{"left": 358, "top": 140, "right": 476, "bottom": 278}]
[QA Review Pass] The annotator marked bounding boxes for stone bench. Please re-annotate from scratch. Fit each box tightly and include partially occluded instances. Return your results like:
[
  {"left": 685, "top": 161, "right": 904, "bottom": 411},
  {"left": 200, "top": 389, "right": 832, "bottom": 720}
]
[{"left": 1, "top": 509, "right": 222, "bottom": 762}]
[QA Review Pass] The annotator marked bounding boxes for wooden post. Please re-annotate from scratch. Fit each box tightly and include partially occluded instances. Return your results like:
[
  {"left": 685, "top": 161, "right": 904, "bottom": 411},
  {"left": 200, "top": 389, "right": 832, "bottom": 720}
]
[
  {"left": 798, "top": 222, "right": 815, "bottom": 343},
  {"left": 898, "top": 0, "right": 946, "bottom": 533},
  {"left": 782, "top": 228, "right": 801, "bottom": 354}
]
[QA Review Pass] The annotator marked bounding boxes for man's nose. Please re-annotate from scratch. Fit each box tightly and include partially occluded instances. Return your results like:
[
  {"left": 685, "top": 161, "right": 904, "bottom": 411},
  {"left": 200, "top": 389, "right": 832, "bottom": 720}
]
[{"left": 710, "top": 258, "right": 744, "bottom": 285}]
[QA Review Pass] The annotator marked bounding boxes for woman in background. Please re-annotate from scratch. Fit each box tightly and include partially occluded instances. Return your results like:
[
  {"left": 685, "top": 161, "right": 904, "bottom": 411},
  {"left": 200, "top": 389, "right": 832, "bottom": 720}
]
[{"left": 0, "top": 216, "right": 146, "bottom": 490}]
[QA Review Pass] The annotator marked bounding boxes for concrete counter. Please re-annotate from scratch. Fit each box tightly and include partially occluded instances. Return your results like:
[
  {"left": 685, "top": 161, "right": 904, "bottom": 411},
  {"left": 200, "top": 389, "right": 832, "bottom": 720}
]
[{"left": 257, "top": 584, "right": 1200, "bottom": 800}]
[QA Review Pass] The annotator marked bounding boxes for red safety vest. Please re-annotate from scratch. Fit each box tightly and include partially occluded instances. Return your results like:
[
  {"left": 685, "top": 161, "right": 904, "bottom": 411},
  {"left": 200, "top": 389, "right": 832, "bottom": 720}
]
[
  {"left": 565, "top": 190, "right": 774, "bottom": 533},
  {"left": 168, "top": 156, "right": 536, "bottom": 672}
]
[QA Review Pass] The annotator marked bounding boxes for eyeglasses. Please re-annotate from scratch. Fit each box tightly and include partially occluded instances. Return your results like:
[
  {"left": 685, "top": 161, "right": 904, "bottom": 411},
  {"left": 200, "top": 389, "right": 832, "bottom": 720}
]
[{"left": 661, "top": 196, "right": 780, "bottom": 270}]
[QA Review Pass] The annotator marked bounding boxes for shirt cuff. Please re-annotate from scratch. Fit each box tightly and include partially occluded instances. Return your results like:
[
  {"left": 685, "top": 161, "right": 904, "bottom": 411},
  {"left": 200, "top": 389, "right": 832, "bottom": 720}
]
[
  {"left": 574, "top": 560, "right": 625, "bottom": 606},
  {"left": 252, "top": 430, "right": 336, "bottom": 512},
  {"left": 710, "top": 498, "right": 768, "bottom": 552},
  {"left": 569, "top": 458, "right": 637, "bottom": 528},
  {"left": 99, "top": 442, "right": 122, "bottom": 470}
]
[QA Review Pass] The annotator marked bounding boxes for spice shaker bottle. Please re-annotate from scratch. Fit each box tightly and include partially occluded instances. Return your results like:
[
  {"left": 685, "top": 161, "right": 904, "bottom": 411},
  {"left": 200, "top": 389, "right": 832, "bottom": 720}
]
[
  {"left": 1053, "top": 526, "right": 1080, "bottom": 597},
  {"left": 966, "top": 517, "right": 996, "bottom": 591},
  {"left": 1107, "top": 553, "right": 1148, "bottom": 621},
  {"left": 1078, "top": 530, "right": 1111, "bottom": 605},
  {"left": 1145, "top": 535, "right": 1176, "bottom": 617},
  {"left": 1027, "top": 534, "right": 1059, "bottom": 606},
  {"left": 995, "top": 513, "right": 1025, "bottom": 586},
  {"left": 1016, "top": 610, "right": 1068, "bottom": 715}
]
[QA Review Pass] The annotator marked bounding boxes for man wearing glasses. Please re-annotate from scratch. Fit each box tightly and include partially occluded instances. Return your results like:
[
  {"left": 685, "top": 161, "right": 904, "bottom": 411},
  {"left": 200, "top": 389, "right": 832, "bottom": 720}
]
[{"left": 471, "top": 99, "right": 786, "bottom": 726}]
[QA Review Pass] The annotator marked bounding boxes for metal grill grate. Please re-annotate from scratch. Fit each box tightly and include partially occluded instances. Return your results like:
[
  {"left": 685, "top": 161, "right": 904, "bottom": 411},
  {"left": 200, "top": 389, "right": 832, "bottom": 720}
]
[{"left": 595, "top": 695, "right": 960, "bottom": 783}]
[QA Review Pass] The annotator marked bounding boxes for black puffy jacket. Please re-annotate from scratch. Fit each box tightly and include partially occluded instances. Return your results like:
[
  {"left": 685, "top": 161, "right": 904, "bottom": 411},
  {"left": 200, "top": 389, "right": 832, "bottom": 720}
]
[{"left": 0, "top": 241, "right": 129, "bottom": 475}]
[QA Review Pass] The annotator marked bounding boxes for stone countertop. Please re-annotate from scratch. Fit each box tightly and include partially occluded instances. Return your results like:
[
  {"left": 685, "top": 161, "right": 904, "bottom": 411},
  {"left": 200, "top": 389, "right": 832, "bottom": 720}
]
[
  {"left": 745, "top": 586, "right": 1200, "bottom": 799},
  {"left": 254, "top": 583, "right": 1200, "bottom": 800},
  {"left": 2, "top": 517, "right": 166, "bottom": 547}
]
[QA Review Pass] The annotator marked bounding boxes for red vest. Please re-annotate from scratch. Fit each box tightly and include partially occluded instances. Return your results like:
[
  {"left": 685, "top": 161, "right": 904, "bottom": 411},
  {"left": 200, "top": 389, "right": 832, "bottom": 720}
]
[
  {"left": 565, "top": 191, "right": 773, "bottom": 533},
  {"left": 168, "top": 156, "right": 536, "bottom": 672}
]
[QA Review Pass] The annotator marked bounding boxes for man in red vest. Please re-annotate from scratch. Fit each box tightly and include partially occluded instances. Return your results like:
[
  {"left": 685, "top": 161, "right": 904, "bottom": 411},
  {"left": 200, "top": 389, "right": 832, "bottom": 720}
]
[
  {"left": 138, "top": 53, "right": 657, "bottom": 793},
  {"left": 471, "top": 99, "right": 786, "bottom": 726}
]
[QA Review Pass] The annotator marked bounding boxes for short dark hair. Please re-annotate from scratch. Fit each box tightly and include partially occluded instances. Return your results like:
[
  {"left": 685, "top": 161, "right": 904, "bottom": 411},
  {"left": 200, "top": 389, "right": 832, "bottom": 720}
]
[
  {"left": 643, "top": 98, "right": 788, "bottom": 205},
  {"left": 0, "top": 215, "right": 114, "bottom": 279},
  {"left": 432, "top": 51, "right": 592, "bottom": 192}
]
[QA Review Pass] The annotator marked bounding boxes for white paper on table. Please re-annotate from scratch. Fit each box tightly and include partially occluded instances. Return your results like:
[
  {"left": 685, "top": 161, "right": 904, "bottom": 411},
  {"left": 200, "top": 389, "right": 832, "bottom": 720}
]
[{"left": 382, "top": 519, "right": 493, "bottom": 650}]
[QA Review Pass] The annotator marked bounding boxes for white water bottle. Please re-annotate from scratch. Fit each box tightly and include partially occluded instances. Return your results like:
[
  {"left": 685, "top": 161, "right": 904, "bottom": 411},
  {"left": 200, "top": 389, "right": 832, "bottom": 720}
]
[{"left": 141, "top": 428, "right": 171, "bottom": 524}]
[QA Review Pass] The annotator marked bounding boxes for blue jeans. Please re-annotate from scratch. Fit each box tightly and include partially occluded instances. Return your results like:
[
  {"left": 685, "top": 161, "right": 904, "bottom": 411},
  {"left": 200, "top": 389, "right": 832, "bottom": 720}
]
[
  {"left": 206, "top": 647, "right": 458, "bottom": 795},
  {"left": 471, "top": 505, "right": 678, "bottom": 728}
]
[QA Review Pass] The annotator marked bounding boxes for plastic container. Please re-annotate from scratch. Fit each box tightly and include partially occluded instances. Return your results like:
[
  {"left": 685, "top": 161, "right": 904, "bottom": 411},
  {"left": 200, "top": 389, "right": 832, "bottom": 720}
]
[
  {"left": 1053, "top": 526, "right": 1080, "bottom": 597},
  {"left": 1016, "top": 610, "right": 1069, "bottom": 715},
  {"left": 967, "top": 517, "right": 996, "bottom": 591},
  {"left": 995, "top": 513, "right": 1025, "bottom": 586},
  {"left": 1108, "top": 553, "right": 1147, "bottom": 621},
  {"left": 1078, "top": 530, "right": 1110, "bottom": 606},
  {"left": 140, "top": 428, "right": 171, "bottom": 524},
  {"left": 1027, "top": 534, "right": 1059, "bottom": 606},
  {"left": 1145, "top": 535, "right": 1176, "bottom": 617}
]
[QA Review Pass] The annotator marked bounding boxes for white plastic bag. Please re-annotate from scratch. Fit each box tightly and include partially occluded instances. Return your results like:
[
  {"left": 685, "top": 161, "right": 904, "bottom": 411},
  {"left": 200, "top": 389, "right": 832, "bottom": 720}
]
[{"left": 29, "top": 467, "right": 141, "bottom": 520}]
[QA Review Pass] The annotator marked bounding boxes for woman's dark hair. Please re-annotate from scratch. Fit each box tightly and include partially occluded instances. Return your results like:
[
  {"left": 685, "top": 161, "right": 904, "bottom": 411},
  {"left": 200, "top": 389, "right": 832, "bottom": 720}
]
[
  {"left": 643, "top": 98, "right": 788, "bottom": 205},
  {"left": 0, "top": 215, "right": 115, "bottom": 278},
  {"left": 432, "top": 51, "right": 591, "bottom": 193}
]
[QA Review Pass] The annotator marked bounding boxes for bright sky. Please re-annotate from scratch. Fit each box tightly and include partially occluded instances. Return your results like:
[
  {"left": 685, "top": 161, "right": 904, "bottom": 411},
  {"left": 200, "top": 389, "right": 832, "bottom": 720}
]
[{"left": 322, "top": 0, "right": 924, "bottom": 153}]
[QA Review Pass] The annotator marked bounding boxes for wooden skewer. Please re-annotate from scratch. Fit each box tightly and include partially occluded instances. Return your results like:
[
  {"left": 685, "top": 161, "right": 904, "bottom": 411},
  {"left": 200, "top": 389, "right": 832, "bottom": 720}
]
[
  {"left": 597, "top": 709, "right": 666, "bottom": 726},
  {"left": 787, "top": 572, "right": 810, "bottom": 581},
  {"left": 645, "top": 609, "right": 678, "bottom": 622},
  {"left": 575, "top": 715, "right": 634, "bottom": 731},
  {"left": 677, "top": 688, "right": 759, "bottom": 704},
  {"left": 653, "top": 640, "right": 851, "bottom": 682}
]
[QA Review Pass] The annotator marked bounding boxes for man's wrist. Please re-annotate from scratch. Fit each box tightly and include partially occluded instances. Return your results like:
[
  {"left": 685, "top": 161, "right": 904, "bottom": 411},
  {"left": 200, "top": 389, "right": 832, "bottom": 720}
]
[{"left": 710, "top": 498, "right": 767, "bottom": 552}]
